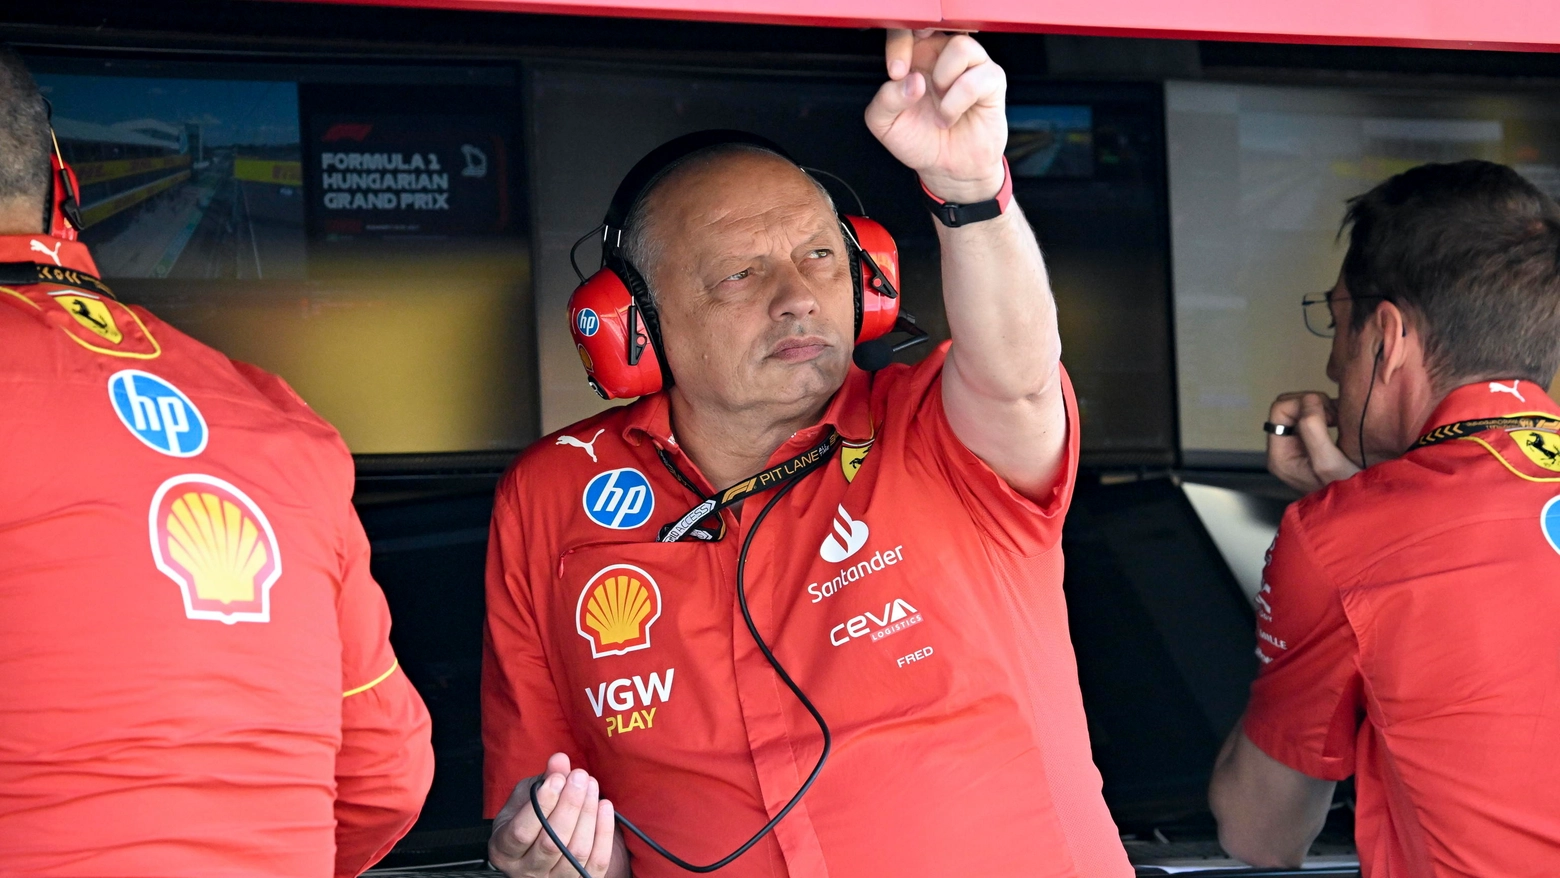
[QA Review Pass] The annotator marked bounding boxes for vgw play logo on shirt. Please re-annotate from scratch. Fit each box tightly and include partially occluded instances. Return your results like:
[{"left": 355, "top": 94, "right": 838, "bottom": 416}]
[
  {"left": 108, "top": 370, "right": 208, "bottom": 457},
  {"left": 582, "top": 468, "right": 655, "bottom": 529}
]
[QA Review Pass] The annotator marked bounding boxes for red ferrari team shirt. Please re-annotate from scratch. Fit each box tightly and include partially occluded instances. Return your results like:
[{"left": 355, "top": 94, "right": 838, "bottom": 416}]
[
  {"left": 484, "top": 344, "right": 1131, "bottom": 878},
  {"left": 1246, "top": 379, "right": 1560, "bottom": 877},
  {"left": 0, "top": 236, "right": 434, "bottom": 877}
]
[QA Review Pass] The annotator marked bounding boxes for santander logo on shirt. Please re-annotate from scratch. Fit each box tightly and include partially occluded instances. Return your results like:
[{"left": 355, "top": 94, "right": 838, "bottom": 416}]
[{"left": 820, "top": 505, "right": 869, "bottom": 563}]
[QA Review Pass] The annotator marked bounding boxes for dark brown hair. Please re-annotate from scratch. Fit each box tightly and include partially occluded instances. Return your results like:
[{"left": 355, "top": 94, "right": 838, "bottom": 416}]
[{"left": 1342, "top": 160, "right": 1560, "bottom": 390}]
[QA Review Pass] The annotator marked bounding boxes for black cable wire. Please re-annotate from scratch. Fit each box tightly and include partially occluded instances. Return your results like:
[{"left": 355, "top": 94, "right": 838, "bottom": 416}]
[
  {"left": 530, "top": 472, "right": 832, "bottom": 876},
  {"left": 802, "top": 167, "right": 866, "bottom": 216},
  {"left": 1357, "top": 345, "right": 1382, "bottom": 471},
  {"left": 570, "top": 224, "right": 606, "bottom": 283}
]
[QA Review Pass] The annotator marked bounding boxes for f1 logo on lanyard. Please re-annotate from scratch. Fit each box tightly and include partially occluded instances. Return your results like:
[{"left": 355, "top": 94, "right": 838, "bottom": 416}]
[{"left": 108, "top": 370, "right": 208, "bottom": 457}]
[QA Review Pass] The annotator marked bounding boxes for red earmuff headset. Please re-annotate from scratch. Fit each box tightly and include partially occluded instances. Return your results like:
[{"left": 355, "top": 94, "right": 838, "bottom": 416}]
[
  {"left": 43, "top": 98, "right": 83, "bottom": 241},
  {"left": 567, "top": 130, "right": 919, "bottom": 400}
]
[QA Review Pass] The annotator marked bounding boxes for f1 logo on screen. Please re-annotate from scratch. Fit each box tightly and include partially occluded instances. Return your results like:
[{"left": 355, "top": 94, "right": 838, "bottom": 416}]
[
  {"left": 108, "top": 370, "right": 208, "bottom": 457},
  {"left": 583, "top": 468, "right": 655, "bottom": 530}
]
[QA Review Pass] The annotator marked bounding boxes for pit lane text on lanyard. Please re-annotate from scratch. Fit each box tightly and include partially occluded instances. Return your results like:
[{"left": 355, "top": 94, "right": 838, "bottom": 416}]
[{"left": 657, "top": 430, "right": 840, "bottom": 543}]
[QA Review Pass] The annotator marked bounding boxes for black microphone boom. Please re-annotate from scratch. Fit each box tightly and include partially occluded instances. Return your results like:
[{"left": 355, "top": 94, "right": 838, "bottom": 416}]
[{"left": 852, "top": 314, "right": 930, "bottom": 372}]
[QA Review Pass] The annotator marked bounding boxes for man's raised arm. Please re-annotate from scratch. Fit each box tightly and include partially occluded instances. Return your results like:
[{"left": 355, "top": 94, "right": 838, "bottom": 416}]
[{"left": 865, "top": 29, "right": 1067, "bottom": 500}]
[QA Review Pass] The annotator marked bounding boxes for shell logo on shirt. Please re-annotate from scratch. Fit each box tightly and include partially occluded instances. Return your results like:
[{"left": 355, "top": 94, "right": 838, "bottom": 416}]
[
  {"left": 149, "top": 474, "right": 281, "bottom": 624},
  {"left": 576, "top": 564, "right": 662, "bottom": 658}
]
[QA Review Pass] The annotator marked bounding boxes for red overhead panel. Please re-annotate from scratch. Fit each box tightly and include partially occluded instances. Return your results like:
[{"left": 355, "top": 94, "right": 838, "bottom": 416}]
[
  {"left": 943, "top": 0, "right": 1560, "bottom": 52},
  {"left": 297, "top": 0, "right": 938, "bottom": 29},
  {"left": 295, "top": 0, "right": 1560, "bottom": 51}
]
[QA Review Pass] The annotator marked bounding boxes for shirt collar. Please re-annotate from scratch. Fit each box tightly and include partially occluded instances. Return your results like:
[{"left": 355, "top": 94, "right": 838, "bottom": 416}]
[
  {"left": 622, "top": 365, "right": 876, "bottom": 450},
  {"left": 0, "top": 234, "right": 102, "bottom": 281},
  {"left": 1417, "top": 378, "right": 1560, "bottom": 438}
]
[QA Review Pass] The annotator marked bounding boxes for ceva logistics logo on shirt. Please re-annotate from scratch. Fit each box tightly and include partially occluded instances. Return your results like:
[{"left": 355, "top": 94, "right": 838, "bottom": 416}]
[
  {"left": 108, "top": 369, "right": 208, "bottom": 457},
  {"left": 583, "top": 468, "right": 655, "bottom": 529},
  {"left": 577, "top": 564, "right": 663, "bottom": 659}
]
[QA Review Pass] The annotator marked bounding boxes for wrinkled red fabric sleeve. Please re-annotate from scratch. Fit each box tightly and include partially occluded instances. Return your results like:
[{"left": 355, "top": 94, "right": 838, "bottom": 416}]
[
  {"left": 335, "top": 503, "right": 435, "bottom": 877},
  {"left": 1243, "top": 507, "right": 1362, "bottom": 782},
  {"left": 911, "top": 357, "right": 1080, "bottom": 558},
  {"left": 482, "top": 481, "right": 588, "bottom": 818}
]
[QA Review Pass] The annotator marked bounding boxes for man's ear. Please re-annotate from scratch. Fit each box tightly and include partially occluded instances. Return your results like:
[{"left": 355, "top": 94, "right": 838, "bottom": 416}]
[{"left": 1375, "top": 300, "right": 1414, "bottom": 381}]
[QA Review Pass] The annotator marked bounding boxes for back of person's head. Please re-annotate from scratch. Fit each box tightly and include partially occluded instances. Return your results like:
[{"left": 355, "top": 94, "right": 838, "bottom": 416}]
[
  {"left": 0, "top": 47, "right": 50, "bottom": 226},
  {"left": 1342, "top": 160, "right": 1560, "bottom": 392}
]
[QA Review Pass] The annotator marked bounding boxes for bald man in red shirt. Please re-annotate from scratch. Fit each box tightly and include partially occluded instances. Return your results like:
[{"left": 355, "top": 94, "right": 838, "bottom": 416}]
[
  {"left": 1209, "top": 161, "right": 1560, "bottom": 876},
  {"left": 0, "top": 51, "right": 433, "bottom": 876},
  {"left": 482, "top": 28, "right": 1129, "bottom": 878}
]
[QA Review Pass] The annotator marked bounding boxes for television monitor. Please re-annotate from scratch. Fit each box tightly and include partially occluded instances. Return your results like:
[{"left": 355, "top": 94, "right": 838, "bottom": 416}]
[{"left": 28, "top": 55, "right": 537, "bottom": 456}]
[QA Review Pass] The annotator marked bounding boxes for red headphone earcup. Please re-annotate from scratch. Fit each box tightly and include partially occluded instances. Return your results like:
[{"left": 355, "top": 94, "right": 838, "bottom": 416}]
[
  {"left": 844, "top": 215, "right": 900, "bottom": 343},
  {"left": 568, "top": 269, "right": 664, "bottom": 400}
]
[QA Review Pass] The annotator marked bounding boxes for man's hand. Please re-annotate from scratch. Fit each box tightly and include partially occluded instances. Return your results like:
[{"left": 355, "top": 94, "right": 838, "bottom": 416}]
[
  {"left": 864, "top": 29, "right": 1065, "bottom": 499},
  {"left": 866, "top": 29, "right": 1007, "bottom": 203},
  {"left": 1267, "top": 392, "right": 1361, "bottom": 495},
  {"left": 489, "top": 753, "right": 626, "bottom": 878}
]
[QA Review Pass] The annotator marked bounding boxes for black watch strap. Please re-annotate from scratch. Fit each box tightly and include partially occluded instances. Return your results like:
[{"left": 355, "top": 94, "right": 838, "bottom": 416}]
[
  {"left": 919, "top": 157, "right": 1013, "bottom": 229},
  {"left": 922, "top": 194, "right": 1003, "bottom": 228}
]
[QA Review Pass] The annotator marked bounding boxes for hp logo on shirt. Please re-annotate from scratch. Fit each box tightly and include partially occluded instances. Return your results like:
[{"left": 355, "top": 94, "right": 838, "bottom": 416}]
[
  {"left": 107, "top": 370, "right": 208, "bottom": 457},
  {"left": 576, "top": 308, "right": 601, "bottom": 337},
  {"left": 583, "top": 468, "right": 655, "bottom": 530}
]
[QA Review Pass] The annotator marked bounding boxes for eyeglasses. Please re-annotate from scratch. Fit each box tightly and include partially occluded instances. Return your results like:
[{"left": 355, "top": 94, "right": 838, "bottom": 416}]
[{"left": 1301, "top": 292, "right": 1390, "bottom": 338}]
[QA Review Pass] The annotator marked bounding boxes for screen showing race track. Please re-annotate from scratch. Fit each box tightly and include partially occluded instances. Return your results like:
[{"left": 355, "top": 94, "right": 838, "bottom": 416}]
[
  {"left": 1007, "top": 105, "right": 1094, "bottom": 179},
  {"left": 25, "top": 57, "right": 535, "bottom": 457},
  {"left": 1167, "top": 81, "right": 1560, "bottom": 465},
  {"left": 35, "top": 74, "right": 306, "bottom": 280}
]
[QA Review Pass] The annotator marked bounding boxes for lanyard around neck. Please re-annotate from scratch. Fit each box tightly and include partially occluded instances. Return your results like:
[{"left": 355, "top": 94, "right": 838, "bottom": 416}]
[
  {"left": 0, "top": 261, "right": 114, "bottom": 298},
  {"left": 1412, "top": 414, "right": 1560, "bottom": 450},
  {"left": 656, "top": 429, "right": 840, "bottom": 543}
]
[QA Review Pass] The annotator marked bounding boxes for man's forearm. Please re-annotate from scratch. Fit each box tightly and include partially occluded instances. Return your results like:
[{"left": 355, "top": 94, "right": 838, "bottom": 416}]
[
  {"left": 939, "top": 204, "right": 1061, "bottom": 403},
  {"left": 1209, "top": 725, "right": 1334, "bottom": 868},
  {"left": 936, "top": 199, "right": 1069, "bottom": 497}
]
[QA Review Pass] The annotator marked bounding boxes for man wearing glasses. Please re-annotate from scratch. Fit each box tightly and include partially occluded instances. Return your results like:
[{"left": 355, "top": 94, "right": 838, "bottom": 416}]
[{"left": 1207, "top": 160, "right": 1560, "bottom": 876}]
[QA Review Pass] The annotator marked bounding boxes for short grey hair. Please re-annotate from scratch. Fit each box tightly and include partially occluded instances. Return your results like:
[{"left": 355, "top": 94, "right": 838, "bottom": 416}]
[
  {"left": 0, "top": 49, "right": 51, "bottom": 220},
  {"left": 620, "top": 142, "right": 836, "bottom": 302}
]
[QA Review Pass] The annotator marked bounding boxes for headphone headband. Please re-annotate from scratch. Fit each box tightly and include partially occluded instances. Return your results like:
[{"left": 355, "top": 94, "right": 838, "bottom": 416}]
[{"left": 603, "top": 129, "right": 794, "bottom": 237}]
